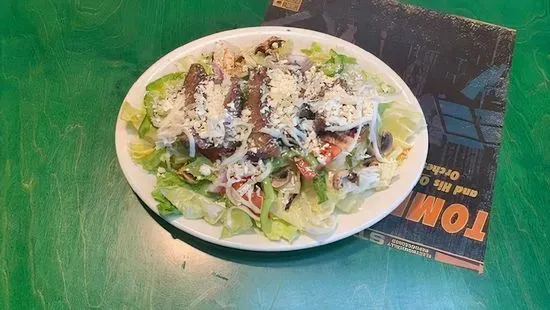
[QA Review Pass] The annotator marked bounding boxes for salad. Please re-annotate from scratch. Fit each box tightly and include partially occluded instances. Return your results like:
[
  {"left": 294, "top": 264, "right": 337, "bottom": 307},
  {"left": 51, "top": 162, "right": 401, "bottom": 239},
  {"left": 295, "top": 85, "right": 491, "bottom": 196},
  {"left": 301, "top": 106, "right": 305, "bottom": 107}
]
[{"left": 120, "top": 37, "right": 424, "bottom": 242}]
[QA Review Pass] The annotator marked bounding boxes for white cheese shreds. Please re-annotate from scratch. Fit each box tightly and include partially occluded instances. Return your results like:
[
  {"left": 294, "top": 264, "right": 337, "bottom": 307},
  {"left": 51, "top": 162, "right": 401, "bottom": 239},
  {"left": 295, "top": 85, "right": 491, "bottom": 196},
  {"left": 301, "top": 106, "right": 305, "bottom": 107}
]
[
  {"left": 156, "top": 107, "right": 188, "bottom": 147},
  {"left": 182, "top": 128, "right": 196, "bottom": 157},
  {"left": 368, "top": 101, "right": 387, "bottom": 163},
  {"left": 224, "top": 161, "right": 271, "bottom": 215}
]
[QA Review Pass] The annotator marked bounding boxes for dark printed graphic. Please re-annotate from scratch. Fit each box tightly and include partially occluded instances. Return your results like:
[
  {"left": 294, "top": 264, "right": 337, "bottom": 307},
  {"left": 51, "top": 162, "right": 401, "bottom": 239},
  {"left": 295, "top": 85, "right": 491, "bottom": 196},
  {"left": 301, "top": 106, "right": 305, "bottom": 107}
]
[{"left": 264, "top": 0, "right": 516, "bottom": 272}]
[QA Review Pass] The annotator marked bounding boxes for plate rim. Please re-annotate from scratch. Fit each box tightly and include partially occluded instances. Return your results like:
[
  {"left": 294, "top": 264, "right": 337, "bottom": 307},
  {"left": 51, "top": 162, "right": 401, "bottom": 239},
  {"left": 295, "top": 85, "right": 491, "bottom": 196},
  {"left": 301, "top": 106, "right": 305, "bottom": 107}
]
[{"left": 115, "top": 26, "right": 428, "bottom": 252}]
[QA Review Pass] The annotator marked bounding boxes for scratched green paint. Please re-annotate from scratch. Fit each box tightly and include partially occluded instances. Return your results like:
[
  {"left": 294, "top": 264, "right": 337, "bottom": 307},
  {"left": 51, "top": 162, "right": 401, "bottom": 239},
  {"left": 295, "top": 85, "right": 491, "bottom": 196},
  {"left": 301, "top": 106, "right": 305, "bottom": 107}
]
[{"left": 1, "top": 0, "right": 549, "bottom": 309}]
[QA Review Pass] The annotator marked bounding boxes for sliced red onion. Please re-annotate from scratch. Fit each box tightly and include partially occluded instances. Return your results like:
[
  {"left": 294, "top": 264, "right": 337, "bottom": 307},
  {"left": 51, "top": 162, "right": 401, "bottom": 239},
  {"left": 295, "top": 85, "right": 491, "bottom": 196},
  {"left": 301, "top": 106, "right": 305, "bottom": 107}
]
[
  {"left": 212, "top": 63, "right": 224, "bottom": 84},
  {"left": 287, "top": 54, "right": 312, "bottom": 72}
]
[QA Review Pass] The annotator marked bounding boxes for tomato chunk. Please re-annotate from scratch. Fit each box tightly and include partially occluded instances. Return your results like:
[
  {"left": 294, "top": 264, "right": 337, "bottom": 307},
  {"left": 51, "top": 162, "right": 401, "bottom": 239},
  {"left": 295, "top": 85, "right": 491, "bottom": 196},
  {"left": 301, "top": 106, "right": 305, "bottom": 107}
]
[
  {"left": 232, "top": 181, "right": 264, "bottom": 209},
  {"left": 319, "top": 143, "right": 342, "bottom": 164},
  {"left": 294, "top": 157, "right": 317, "bottom": 181}
]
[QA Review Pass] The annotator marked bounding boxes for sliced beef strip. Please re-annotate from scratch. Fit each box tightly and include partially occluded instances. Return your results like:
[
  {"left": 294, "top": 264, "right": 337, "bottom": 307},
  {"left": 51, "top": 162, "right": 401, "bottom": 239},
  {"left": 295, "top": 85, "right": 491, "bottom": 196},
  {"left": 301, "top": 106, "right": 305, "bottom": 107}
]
[
  {"left": 319, "top": 132, "right": 355, "bottom": 150},
  {"left": 224, "top": 77, "right": 244, "bottom": 119},
  {"left": 175, "top": 64, "right": 206, "bottom": 146},
  {"left": 308, "top": 78, "right": 352, "bottom": 134},
  {"left": 254, "top": 36, "right": 285, "bottom": 56},
  {"left": 197, "top": 77, "right": 246, "bottom": 161},
  {"left": 197, "top": 77, "right": 245, "bottom": 161},
  {"left": 179, "top": 64, "right": 213, "bottom": 150},
  {"left": 245, "top": 68, "right": 280, "bottom": 160},
  {"left": 197, "top": 147, "right": 235, "bottom": 161},
  {"left": 184, "top": 64, "right": 207, "bottom": 107}
]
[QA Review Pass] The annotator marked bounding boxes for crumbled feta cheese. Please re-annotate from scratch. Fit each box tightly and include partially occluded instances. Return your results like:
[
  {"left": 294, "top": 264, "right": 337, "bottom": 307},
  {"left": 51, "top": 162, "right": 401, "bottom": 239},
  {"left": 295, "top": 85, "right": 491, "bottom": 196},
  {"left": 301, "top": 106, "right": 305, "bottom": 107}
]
[
  {"left": 266, "top": 68, "right": 301, "bottom": 130},
  {"left": 241, "top": 108, "right": 251, "bottom": 121},
  {"left": 312, "top": 84, "right": 374, "bottom": 130},
  {"left": 303, "top": 67, "right": 335, "bottom": 100},
  {"left": 156, "top": 167, "right": 166, "bottom": 177},
  {"left": 150, "top": 80, "right": 185, "bottom": 127},
  {"left": 199, "top": 164, "right": 212, "bottom": 176}
]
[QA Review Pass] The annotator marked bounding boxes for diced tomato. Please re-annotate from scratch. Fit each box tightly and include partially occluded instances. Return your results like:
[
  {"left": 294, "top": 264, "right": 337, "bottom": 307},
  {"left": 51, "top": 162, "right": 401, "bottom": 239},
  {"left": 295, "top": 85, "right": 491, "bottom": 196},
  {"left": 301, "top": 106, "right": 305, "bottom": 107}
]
[
  {"left": 232, "top": 181, "right": 264, "bottom": 210},
  {"left": 319, "top": 143, "right": 342, "bottom": 164},
  {"left": 294, "top": 157, "right": 317, "bottom": 181}
]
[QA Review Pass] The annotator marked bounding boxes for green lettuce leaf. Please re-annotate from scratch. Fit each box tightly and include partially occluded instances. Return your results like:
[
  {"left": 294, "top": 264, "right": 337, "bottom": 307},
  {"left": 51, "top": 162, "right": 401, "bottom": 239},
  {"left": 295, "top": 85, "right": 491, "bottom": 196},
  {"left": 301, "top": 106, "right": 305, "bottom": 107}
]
[
  {"left": 376, "top": 162, "right": 399, "bottom": 190},
  {"left": 129, "top": 140, "right": 167, "bottom": 171},
  {"left": 301, "top": 43, "right": 357, "bottom": 77},
  {"left": 263, "top": 219, "right": 299, "bottom": 242},
  {"left": 335, "top": 192, "right": 364, "bottom": 214},
  {"left": 152, "top": 189, "right": 181, "bottom": 216},
  {"left": 221, "top": 207, "right": 254, "bottom": 239},
  {"left": 260, "top": 178, "right": 276, "bottom": 235},
  {"left": 180, "top": 155, "right": 216, "bottom": 181},
  {"left": 312, "top": 170, "right": 328, "bottom": 204},
  {"left": 157, "top": 171, "right": 216, "bottom": 198},
  {"left": 301, "top": 42, "right": 331, "bottom": 64},
  {"left": 198, "top": 54, "right": 214, "bottom": 75},
  {"left": 138, "top": 116, "right": 153, "bottom": 139},
  {"left": 322, "top": 49, "right": 357, "bottom": 77},
  {"left": 156, "top": 171, "right": 186, "bottom": 187},
  {"left": 139, "top": 72, "right": 186, "bottom": 138},
  {"left": 270, "top": 181, "right": 338, "bottom": 235},
  {"left": 379, "top": 101, "right": 425, "bottom": 149},
  {"left": 120, "top": 101, "right": 145, "bottom": 130},
  {"left": 159, "top": 186, "right": 225, "bottom": 224}
]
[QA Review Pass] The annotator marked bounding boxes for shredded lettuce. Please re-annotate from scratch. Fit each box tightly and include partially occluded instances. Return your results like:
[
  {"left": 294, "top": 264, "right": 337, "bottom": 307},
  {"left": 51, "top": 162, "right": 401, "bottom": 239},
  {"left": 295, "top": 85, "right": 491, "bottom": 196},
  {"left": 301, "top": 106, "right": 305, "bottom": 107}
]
[
  {"left": 120, "top": 101, "right": 145, "bottom": 130},
  {"left": 260, "top": 178, "right": 276, "bottom": 235},
  {"left": 322, "top": 49, "right": 357, "bottom": 77},
  {"left": 139, "top": 72, "right": 186, "bottom": 137},
  {"left": 180, "top": 54, "right": 215, "bottom": 75},
  {"left": 152, "top": 189, "right": 181, "bottom": 216},
  {"left": 138, "top": 116, "right": 154, "bottom": 139},
  {"left": 258, "top": 178, "right": 299, "bottom": 242},
  {"left": 379, "top": 101, "right": 424, "bottom": 149},
  {"left": 376, "top": 162, "right": 399, "bottom": 190},
  {"left": 180, "top": 155, "right": 216, "bottom": 181},
  {"left": 276, "top": 40, "right": 294, "bottom": 58},
  {"left": 334, "top": 189, "right": 373, "bottom": 214},
  {"left": 301, "top": 43, "right": 356, "bottom": 77},
  {"left": 156, "top": 171, "right": 186, "bottom": 187},
  {"left": 312, "top": 170, "right": 328, "bottom": 203},
  {"left": 359, "top": 71, "right": 396, "bottom": 95},
  {"left": 221, "top": 207, "right": 254, "bottom": 238},
  {"left": 155, "top": 171, "right": 225, "bottom": 224},
  {"left": 165, "top": 141, "right": 191, "bottom": 169},
  {"left": 159, "top": 185, "right": 225, "bottom": 224},
  {"left": 129, "top": 140, "right": 167, "bottom": 171},
  {"left": 156, "top": 171, "right": 214, "bottom": 197},
  {"left": 263, "top": 219, "right": 299, "bottom": 242},
  {"left": 335, "top": 192, "right": 364, "bottom": 214},
  {"left": 147, "top": 73, "right": 186, "bottom": 95},
  {"left": 301, "top": 42, "right": 331, "bottom": 64},
  {"left": 270, "top": 181, "right": 337, "bottom": 235},
  {"left": 176, "top": 55, "right": 196, "bottom": 72}
]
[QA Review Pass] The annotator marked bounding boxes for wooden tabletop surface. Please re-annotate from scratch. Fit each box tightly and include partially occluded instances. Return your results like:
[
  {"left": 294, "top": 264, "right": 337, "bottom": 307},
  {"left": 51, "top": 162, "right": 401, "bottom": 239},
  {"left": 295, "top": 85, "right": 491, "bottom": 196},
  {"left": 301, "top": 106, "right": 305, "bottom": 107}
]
[{"left": 1, "top": 0, "right": 549, "bottom": 308}]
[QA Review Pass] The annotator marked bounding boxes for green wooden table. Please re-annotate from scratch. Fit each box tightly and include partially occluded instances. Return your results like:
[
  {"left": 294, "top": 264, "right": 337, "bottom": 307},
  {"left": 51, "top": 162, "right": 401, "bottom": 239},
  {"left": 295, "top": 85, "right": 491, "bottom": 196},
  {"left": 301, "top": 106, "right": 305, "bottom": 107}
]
[{"left": 2, "top": 0, "right": 549, "bottom": 308}]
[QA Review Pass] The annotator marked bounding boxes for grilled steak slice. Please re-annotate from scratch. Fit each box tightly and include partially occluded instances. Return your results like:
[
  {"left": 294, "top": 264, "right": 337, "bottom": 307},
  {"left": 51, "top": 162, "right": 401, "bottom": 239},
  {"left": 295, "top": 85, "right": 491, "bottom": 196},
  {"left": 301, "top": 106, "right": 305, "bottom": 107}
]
[
  {"left": 197, "top": 77, "right": 244, "bottom": 161},
  {"left": 245, "top": 68, "right": 280, "bottom": 159}
]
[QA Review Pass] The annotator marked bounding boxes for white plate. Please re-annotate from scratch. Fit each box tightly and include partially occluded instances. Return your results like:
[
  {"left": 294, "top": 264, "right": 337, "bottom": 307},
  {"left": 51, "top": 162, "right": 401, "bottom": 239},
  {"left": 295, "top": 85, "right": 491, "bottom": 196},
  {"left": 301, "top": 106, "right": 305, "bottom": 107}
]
[{"left": 115, "top": 26, "right": 428, "bottom": 251}]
